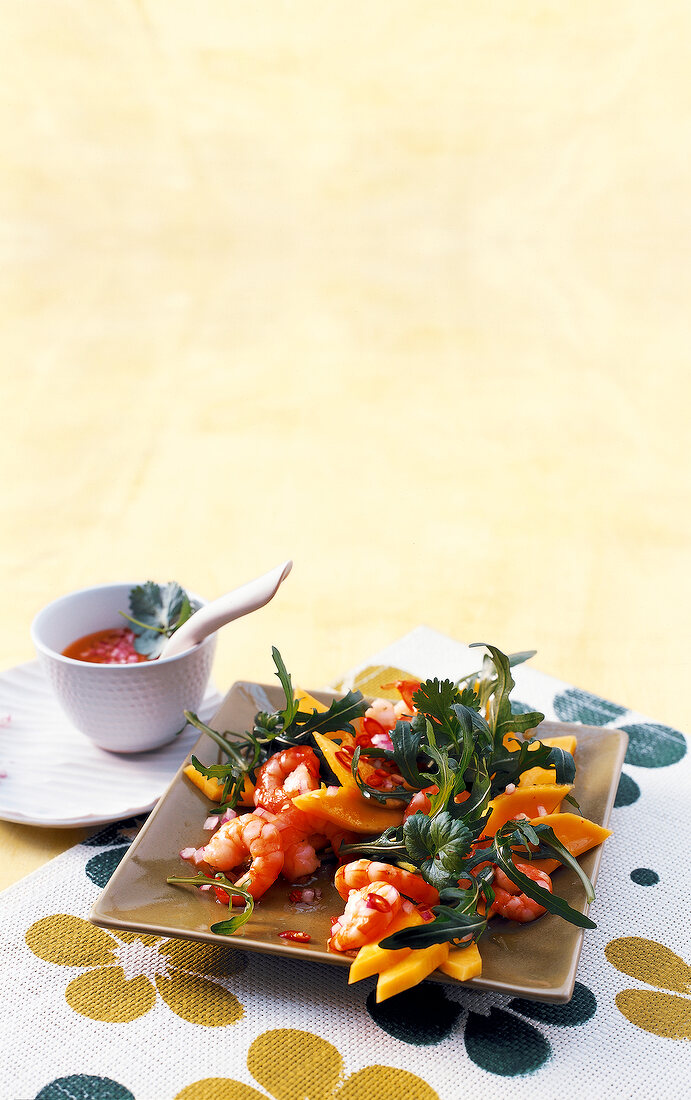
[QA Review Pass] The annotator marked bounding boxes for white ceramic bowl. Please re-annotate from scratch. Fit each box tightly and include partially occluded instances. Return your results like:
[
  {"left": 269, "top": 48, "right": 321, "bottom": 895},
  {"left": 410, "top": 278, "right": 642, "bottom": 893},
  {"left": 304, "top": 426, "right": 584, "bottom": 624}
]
[{"left": 31, "top": 582, "right": 217, "bottom": 753}]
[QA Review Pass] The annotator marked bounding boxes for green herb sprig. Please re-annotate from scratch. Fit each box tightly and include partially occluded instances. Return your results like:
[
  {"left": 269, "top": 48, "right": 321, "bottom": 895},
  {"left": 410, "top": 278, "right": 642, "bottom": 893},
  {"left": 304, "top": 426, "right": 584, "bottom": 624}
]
[
  {"left": 339, "top": 642, "right": 599, "bottom": 951},
  {"left": 166, "top": 871, "right": 254, "bottom": 935},
  {"left": 119, "top": 581, "right": 197, "bottom": 658}
]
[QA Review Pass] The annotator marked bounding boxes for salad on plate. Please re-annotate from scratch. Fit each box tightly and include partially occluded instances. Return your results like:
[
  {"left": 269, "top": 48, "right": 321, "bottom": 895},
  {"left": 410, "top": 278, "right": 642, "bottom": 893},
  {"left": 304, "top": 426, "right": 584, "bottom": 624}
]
[{"left": 168, "top": 644, "right": 611, "bottom": 1003}]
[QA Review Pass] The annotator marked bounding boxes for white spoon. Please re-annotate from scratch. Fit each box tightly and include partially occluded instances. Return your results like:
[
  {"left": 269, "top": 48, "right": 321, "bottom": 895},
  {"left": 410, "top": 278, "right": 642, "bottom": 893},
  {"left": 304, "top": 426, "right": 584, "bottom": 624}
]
[{"left": 160, "top": 559, "right": 293, "bottom": 659}]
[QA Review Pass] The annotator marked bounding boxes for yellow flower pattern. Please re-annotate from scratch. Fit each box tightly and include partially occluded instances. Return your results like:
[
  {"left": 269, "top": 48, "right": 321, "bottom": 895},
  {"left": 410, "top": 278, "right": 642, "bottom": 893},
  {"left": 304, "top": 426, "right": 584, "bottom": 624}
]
[
  {"left": 173, "top": 1029, "right": 439, "bottom": 1100},
  {"left": 605, "top": 937, "right": 691, "bottom": 1040},
  {"left": 25, "top": 913, "right": 246, "bottom": 1026}
]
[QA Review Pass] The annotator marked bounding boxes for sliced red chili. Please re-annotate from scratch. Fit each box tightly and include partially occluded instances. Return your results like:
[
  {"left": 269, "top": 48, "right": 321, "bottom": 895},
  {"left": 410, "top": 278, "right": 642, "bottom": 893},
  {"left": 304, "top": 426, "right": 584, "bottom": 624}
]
[
  {"left": 279, "top": 930, "right": 311, "bottom": 943},
  {"left": 363, "top": 716, "right": 387, "bottom": 738},
  {"left": 365, "top": 892, "right": 392, "bottom": 913}
]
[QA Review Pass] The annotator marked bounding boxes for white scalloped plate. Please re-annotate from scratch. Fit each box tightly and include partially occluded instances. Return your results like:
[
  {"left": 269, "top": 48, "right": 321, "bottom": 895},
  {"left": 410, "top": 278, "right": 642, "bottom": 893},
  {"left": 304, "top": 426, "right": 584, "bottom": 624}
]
[{"left": 0, "top": 660, "right": 222, "bottom": 827}]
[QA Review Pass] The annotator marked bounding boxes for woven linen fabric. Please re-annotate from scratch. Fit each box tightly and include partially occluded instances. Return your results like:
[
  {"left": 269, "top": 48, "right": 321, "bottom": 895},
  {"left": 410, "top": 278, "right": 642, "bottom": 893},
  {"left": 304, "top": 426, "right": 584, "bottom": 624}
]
[{"left": 1, "top": 627, "right": 689, "bottom": 1100}]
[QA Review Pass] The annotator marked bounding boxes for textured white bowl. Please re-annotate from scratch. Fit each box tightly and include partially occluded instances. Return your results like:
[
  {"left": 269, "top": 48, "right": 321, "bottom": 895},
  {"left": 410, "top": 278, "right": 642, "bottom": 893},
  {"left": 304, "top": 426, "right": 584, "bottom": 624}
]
[{"left": 30, "top": 583, "right": 216, "bottom": 753}]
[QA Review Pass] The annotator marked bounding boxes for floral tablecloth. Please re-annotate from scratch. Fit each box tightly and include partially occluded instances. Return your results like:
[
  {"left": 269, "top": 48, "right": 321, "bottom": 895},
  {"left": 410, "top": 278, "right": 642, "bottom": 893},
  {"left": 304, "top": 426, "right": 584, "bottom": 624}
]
[{"left": 1, "top": 628, "right": 689, "bottom": 1100}]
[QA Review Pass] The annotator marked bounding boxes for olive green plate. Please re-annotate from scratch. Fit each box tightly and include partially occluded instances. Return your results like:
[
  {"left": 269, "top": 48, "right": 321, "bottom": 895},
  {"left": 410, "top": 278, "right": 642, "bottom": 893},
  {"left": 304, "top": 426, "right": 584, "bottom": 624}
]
[{"left": 90, "top": 681, "right": 627, "bottom": 1003}]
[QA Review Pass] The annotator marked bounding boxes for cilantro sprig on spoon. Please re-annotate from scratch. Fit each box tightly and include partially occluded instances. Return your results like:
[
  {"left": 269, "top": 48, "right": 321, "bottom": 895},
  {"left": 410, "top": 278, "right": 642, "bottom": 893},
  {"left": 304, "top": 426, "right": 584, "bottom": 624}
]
[{"left": 119, "top": 581, "right": 198, "bottom": 659}]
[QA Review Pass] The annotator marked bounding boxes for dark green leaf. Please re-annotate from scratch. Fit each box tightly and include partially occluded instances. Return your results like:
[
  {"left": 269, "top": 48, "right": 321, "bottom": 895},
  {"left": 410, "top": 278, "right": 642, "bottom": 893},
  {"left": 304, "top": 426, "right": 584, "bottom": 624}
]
[
  {"left": 271, "top": 647, "right": 299, "bottom": 728},
  {"left": 166, "top": 872, "right": 255, "bottom": 936},
  {"left": 294, "top": 690, "right": 368, "bottom": 737},
  {"left": 381, "top": 906, "right": 487, "bottom": 949},
  {"left": 492, "top": 836, "right": 596, "bottom": 928},
  {"left": 403, "top": 810, "right": 473, "bottom": 889},
  {"left": 121, "top": 581, "right": 198, "bottom": 658},
  {"left": 389, "top": 718, "right": 427, "bottom": 788},
  {"left": 339, "top": 827, "right": 408, "bottom": 861},
  {"left": 496, "top": 710, "right": 545, "bottom": 738}
]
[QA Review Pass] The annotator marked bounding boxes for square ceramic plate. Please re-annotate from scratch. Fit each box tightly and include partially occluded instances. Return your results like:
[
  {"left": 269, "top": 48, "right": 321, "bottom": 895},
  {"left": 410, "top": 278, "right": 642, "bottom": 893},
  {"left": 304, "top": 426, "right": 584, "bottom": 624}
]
[{"left": 90, "top": 681, "right": 627, "bottom": 1002}]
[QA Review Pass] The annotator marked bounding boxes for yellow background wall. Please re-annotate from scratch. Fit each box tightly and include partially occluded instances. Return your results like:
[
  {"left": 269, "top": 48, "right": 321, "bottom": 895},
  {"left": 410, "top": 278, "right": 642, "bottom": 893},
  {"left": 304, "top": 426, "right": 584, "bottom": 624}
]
[{"left": 1, "top": 2, "right": 689, "bottom": 876}]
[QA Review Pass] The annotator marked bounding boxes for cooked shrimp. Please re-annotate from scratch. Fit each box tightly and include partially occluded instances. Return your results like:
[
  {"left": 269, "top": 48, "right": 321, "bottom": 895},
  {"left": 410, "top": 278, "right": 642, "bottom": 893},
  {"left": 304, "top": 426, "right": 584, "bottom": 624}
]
[
  {"left": 488, "top": 861, "right": 553, "bottom": 923},
  {"left": 335, "top": 858, "right": 440, "bottom": 907},
  {"left": 329, "top": 881, "right": 403, "bottom": 952},
  {"left": 203, "top": 813, "right": 284, "bottom": 900},
  {"left": 253, "top": 746, "right": 321, "bottom": 813},
  {"left": 253, "top": 806, "right": 321, "bottom": 881}
]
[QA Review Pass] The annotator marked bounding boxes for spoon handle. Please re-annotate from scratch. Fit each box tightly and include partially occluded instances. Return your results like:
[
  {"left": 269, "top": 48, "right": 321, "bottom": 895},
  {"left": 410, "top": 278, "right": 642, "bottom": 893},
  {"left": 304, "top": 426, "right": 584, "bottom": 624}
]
[{"left": 160, "top": 560, "right": 293, "bottom": 658}]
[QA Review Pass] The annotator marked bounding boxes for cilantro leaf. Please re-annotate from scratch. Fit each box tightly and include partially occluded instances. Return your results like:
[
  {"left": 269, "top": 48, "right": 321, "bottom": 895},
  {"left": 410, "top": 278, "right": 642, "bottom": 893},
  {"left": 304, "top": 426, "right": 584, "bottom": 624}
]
[
  {"left": 403, "top": 810, "right": 473, "bottom": 890},
  {"left": 413, "top": 679, "right": 461, "bottom": 723},
  {"left": 120, "top": 581, "right": 197, "bottom": 658}
]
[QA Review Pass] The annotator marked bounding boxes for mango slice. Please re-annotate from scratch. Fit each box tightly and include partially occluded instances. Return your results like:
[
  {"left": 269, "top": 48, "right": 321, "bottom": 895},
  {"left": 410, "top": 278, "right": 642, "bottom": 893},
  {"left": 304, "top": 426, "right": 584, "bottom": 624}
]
[
  {"left": 483, "top": 784, "right": 571, "bottom": 835},
  {"left": 439, "top": 941, "right": 483, "bottom": 982},
  {"left": 523, "top": 811, "right": 612, "bottom": 873},
  {"left": 293, "top": 688, "right": 329, "bottom": 715},
  {"left": 313, "top": 730, "right": 360, "bottom": 791},
  {"left": 348, "top": 909, "right": 425, "bottom": 983},
  {"left": 292, "top": 786, "right": 404, "bottom": 834},
  {"left": 518, "top": 735, "right": 578, "bottom": 787},
  {"left": 375, "top": 942, "right": 450, "bottom": 1002},
  {"left": 183, "top": 764, "right": 254, "bottom": 806}
]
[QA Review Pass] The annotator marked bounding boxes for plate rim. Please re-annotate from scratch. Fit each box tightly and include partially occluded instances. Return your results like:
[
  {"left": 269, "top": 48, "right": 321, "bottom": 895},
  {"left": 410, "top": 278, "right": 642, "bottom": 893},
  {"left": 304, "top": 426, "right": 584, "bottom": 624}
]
[
  {"left": 90, "top": 679, "right": 628, "bottom": 1002},
  {"left": 0, "top": 659, "right": 223, "bottom": 827}
]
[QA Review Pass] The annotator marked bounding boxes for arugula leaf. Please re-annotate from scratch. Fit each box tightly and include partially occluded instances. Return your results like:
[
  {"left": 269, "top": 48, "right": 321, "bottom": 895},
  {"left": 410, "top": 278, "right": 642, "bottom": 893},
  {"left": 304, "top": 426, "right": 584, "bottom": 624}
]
[
  {"left": 380, "top": 905, "right": 487, "bottom": 950},
  {"left": 505, "top": 820, "right": 596, "bottom": 905},
  {"left": 271, "top": 647, "right": 299, "bottom": 729},
  {"left": 389, "top": 717, "right": 427, "bottom": 788},
  {"left": 488, "top": 740, "right": 574, "bottom": 795},
  {"left": 492, "top": 838, "right": 596, "bottom": 928},
  {"left": 456, "top": 650, "right": 536, "bottom": 689},
  {"left": 120, "top": 581, "right": 196, "bottom": 658},
  {"left": 166, "top": 871, "right": 254, "bottom": 936},
  {"left": 339, "top": 826, "right": 408, "bottom": 862},
  {"left": 293, "top": 690, "right": 368, "bottom": 738},
  {"left": 350, "top": 747, "right": 412, "bottom": 805}
]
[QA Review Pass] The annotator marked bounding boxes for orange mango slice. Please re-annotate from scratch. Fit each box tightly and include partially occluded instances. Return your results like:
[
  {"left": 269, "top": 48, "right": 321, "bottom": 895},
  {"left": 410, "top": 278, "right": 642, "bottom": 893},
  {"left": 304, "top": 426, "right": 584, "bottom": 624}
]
[
  {"left": 348, "top": 909, "right": 425, "bottom": 983},
  {"left": 183, "top": 764, "right": 254, "bottom": 806},
  {"left": 483, "top": 784, "right": 571, "bottom": 835},
  {"left": 313, "top": 730, "right": 359, "bottom": 790},
  {"left": 518, "top": 735, "right": 578, "bottom": 787},
  {"left": 292, "top": 786, "right": 404, "bottom": 834},
  {"left": 439, "top": 941, "right": 483, "bottom": 982},
  {"left": 293, "top": 688, "right": 329, "bottom": 715},
  {"left": 523, "top": 811, "right": 612, "bottom": 873},
  {"left": 375, "top": 941, "right": 450, "bottom": 1002}
]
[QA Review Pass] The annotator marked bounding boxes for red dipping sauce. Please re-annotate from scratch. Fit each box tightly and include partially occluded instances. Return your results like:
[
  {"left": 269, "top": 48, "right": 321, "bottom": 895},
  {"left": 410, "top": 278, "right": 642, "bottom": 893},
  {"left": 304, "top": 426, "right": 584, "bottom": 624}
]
[{"left": 62, "top": 627, "right": 148, "bottom": 664}]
